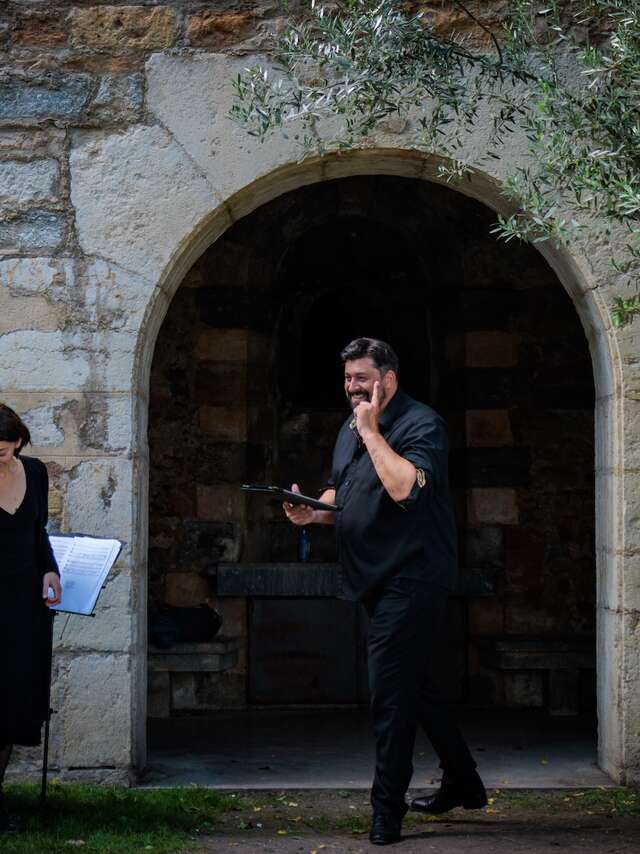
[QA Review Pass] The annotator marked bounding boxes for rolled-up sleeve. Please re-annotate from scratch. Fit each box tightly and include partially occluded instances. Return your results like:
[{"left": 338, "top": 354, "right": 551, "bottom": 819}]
[{"left": 395, "top": 415, "right": 449, "bottom": 510}]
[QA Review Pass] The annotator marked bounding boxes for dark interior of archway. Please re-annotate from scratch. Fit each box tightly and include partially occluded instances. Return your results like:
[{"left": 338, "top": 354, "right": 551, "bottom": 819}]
[{"left": 147, "top": 175, "right": 595, "bottom": 722}]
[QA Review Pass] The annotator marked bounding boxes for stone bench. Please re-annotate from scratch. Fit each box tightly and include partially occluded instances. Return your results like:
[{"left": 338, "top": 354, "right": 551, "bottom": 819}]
[
  {"left": 148, "top": 637, "right": 240, "bottom": 718},
  {"left": 478, "top": 636, "right": 596, "bottom": 716}
]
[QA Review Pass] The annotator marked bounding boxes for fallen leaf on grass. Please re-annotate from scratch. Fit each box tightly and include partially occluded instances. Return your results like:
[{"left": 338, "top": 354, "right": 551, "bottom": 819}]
[{"left": 65, "top": 843, "right": 85, "bottom": 849}]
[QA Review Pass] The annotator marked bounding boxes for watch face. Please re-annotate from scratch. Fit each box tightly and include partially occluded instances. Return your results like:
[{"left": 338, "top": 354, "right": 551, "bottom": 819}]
[{"left": 416, "top": 468, "right": 426, "bottom": 488}]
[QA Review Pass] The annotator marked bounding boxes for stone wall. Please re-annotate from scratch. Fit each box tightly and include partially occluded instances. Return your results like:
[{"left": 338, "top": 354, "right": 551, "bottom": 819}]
[{"left": 0, "top": 0, "right": 636, "bottom": 783}]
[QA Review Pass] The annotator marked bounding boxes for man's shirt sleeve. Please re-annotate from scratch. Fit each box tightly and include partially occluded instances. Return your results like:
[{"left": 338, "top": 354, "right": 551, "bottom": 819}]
[{"left": 394, "top": 413, "right": 449, "bottom": 510}]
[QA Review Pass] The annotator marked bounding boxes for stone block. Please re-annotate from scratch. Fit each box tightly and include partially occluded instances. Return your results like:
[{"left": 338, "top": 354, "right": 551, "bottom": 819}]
[
  {"left": 468, "top": 598, "right": 505, "bottom": 635},
  {"left": 64, "top": 457, "right": 135, "bottom": 544},
  {"left": 0, "top": 76, "right": 91, "bottom": 121},
  {"left": 196, "top": 361, "right": 247, "bottom": 405},
  {"left": 467, "top": 488, "right": 519, "bottom": 525},
  {"left": 0, "top": 159, "right": 59, "bottom": 205},
  {"left": 465, "top": 331, "right": 518, "bottom": 368},
  {"left": 54, "top": 570, "right": 134, "bottom": 653},
  {"left": 57, "top": 653, "right": 132, "bottom": 766},
  {"left": 12, "top": 11, "right": 68, "bottom": 47},
  {"left": 197, "top": 483, "right": 246, "bottom": 522},
  {"left": 71, "top": 6, "right": 176, "bottom": 50},
  {"left": 465, "top": 525, "right": 504, "bottom": 567},
  {"left": 147, "top": 670, "right": 170, "bottom": 718},
  {"left": 211, "top": 597, "right": 247, "bottom": 640},
  {"left": 0, "top": 329, "right": 137, "bottom": 392},
  {"left": 70, "top": 125, "right": 220, "bottom": 282},
  {"left": 195, "top": 328, "right": 249, "bottom": 362},
  {"left": 504, "top": 672, "right": 544, "bottom": 708},
  {"left": 451, "top": 448, "right": 530, "bottom": 488},
  {"left": 89, "top": 74, "right": 145, "bottom": 123},
  {"left": 186, "top": 10, "right": 256, "bottom": 49},
  {"left": 0, "top": 212, "right": 65, "bottom": 253},
  {"left": 182, "top": 520, "right": 241, "bottom": 565},
  {"left": 199, "top": 405, "right": 247, "bottom": 441},
  {"left": 466, "top": 409, "right": 513, "bottom": 447},
  {"left": 164, "top": 572, "right": 210, "bottom": 606}
]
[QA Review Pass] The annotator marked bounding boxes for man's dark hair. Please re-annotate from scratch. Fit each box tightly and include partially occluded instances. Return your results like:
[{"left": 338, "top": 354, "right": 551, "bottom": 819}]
[
  {"left": 0, "top": 403, "right": 31, "bottom": 454},
  {"left": 340, "top": 338, "right": 399, "bottom": 375}
]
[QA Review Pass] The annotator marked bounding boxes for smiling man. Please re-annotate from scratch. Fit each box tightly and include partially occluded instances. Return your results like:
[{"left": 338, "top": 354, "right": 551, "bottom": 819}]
[{"left": 284, "top": 338, "right": 486, "bottom": 845}]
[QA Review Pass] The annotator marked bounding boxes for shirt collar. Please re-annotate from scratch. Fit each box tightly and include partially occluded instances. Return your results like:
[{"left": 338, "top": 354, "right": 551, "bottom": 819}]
[{"left": 378, "top": 388, "right": 408, "bottom": 433}]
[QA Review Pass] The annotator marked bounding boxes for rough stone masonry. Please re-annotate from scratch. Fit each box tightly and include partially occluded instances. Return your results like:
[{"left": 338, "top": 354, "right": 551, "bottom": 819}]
[{"left": 0, "top": 1, "right": 639, "bottom": 785}]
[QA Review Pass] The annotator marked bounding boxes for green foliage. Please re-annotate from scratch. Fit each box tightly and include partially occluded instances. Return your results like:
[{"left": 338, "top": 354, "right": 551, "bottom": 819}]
[
  {"left": 230, "top": 0, "right": 640, "bottom": 325},
  {"left": 1, "top": 783, "right": 238, "bottom": 853}
]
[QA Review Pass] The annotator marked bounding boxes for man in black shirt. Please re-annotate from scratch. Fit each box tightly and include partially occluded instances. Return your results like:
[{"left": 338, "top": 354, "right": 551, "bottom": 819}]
[{"left": 284, "top": 338, "right": 486, "bottom": 845}]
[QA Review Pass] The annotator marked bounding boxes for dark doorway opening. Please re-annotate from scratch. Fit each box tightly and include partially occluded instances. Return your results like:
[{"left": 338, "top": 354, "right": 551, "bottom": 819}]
[{"left": 146, "top": 175, "right": 596, "bottom": 786}]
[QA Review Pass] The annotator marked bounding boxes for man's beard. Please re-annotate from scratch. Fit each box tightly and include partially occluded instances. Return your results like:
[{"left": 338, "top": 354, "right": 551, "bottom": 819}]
[{"left": 345, "top": 387, "right": 384, "bottom": 410}]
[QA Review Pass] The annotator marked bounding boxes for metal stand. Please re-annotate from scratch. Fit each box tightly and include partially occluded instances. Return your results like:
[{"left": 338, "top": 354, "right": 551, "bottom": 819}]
[{"left": 40, "top": 611, "right": 55, "bottom": 808}]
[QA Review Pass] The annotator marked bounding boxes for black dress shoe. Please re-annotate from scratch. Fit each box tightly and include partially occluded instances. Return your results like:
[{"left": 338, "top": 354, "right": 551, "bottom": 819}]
[
  {"left": 410, "top": 776, "right": 487, "bottom": 815},
  {"left": 369, "top": 813, "right": 402, "bottom": 845}
]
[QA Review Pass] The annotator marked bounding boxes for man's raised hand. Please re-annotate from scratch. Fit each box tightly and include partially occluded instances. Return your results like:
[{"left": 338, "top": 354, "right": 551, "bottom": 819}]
[
  {"left": 355, "top": 380, "right": 382, "bottom": 438},
  {"left": 282, "top": 482, "right": 315, "bottom": 526}
]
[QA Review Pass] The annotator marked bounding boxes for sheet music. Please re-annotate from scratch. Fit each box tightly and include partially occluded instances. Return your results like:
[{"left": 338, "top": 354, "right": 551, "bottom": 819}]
[{"left": 50, "top": 536, "right": 121, "bottom": 616}]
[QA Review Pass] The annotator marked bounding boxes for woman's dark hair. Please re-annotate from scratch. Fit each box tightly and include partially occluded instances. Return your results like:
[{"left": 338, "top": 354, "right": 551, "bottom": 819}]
[
  {"left": 0, "top": 404, "right": 31, "bottom": 454},
  {"left": 340, "top": 337, "right": 399, "bottom": 376}
]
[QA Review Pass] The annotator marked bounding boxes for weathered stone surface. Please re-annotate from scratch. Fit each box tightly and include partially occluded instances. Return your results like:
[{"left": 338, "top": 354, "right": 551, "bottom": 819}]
[
  {"left": 70, "top": 125, "right": 219, "bottom": 281},
  {"left": 0, "top": 329, "right": 136, "bottom": 392},
  {"left": 145, "top": 52, "right": 307, "bottom": 205},
  {"left": 0, "top": 159, "right": 59, "bottom": 205},
  {"left": 89, "top": 74, "right": 145, "bottom": 123},
  {"left": 54, "top": 571, "right": 134, "bottom": 653},
  {"left": 57, "top": 653, "right": 132, "bottom": 767},
  {"left": 466, "top": 409, "right": 513, "bottom": 447},
  {"left": 164, "top": 572, "right": 210, "bottom": 606},
  {"left": 186, "top": 10, "right": 256, "bottom": 49},
  {"left": 65, "top": 457, "right": 135, "bottom": 544},
  {"left": 0, "top": 76, "right": 91, "bottom": 120},
  {"left": 12, "top": 11, "right": 68, "bottom": 47},
  {"left": 71, "top": 6, "right": 176, "bottom": 50},
  {"left": 199, "top": 405, "right": 247, "bottom": 441},
  {"left": 0, "top": 211, "right": 65, "bottom": 252},
  {"left": 468, "top": 487, "right": 519, "bottom": 525},
  {"left": 195, "top": 328, "right": 249, "bottom": 361},
  {"left": 197, "top": 483, "right": 246, "bottom": 522},
  {"left": 466, "top": 331, "right": 519, "bottom": 368}
]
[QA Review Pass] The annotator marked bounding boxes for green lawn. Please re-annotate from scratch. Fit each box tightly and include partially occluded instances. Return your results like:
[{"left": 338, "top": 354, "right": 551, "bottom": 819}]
[
  {"left": 1, "top": 784, "right": 638, "bottom": 853},
  {"left": 1, "top": 784, "right": 240, "bottom": 854}
]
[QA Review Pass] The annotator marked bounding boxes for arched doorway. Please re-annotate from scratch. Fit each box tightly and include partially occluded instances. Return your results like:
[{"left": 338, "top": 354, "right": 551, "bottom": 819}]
[{"left": 142, "top": 169, "right": 601, "bottom": 784}]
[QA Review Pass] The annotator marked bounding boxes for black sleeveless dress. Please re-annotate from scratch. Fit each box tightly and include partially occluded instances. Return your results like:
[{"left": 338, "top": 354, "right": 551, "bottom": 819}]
[{"left": 0, "top": 455, "right": 59, "bottom": 747}]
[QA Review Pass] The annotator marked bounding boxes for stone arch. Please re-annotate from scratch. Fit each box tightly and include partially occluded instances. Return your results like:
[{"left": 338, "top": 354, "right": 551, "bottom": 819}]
[{"left": 133, "top": 148, "right": 628, "bottom": 781}]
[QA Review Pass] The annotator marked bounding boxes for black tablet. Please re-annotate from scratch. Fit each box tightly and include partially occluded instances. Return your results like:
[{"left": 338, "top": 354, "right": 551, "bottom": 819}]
[{"left": 241, "top": 484, "right": 339, "bottom": 512}]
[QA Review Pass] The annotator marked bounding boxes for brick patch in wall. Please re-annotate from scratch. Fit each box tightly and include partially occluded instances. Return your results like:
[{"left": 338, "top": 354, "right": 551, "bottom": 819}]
[
  {"left": 70, "top": 6, "right": 176, "bottom": 51},
  {"left": 466, "top": 409, "right": 513, "bottom": 447},
  {"left": 465, "top": 331, "right": 518, "bottom": 368},
  {"left": 468, "top": 487, "right": 519, "bottom": 525}
]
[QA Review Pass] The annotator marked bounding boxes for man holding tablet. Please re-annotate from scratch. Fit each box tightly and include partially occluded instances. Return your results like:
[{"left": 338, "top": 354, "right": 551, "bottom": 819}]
[{"left": 283, "top": 337, "right": 485, "bottom": 845}]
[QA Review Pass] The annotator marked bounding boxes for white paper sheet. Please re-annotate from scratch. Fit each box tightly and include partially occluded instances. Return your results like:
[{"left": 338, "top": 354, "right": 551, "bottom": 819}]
[{"left": 50, "top": 536, "right": 121, "bottom": 616}]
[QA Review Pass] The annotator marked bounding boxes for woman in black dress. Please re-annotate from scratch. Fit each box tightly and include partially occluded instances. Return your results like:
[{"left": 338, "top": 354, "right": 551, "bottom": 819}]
[{"left": 0, "top": 404, "right": 61, "bottom": 831}]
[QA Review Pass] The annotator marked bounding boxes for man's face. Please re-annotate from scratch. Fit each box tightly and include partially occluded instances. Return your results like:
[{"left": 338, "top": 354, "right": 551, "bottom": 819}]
[{"left": 344, "top": 357, "right": 387, "bottom": 410}]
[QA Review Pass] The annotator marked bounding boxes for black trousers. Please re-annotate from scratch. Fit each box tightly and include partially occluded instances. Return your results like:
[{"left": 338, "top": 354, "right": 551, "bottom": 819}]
[{"left": 364, "top": 576, "right": 477, "bottom": 819}]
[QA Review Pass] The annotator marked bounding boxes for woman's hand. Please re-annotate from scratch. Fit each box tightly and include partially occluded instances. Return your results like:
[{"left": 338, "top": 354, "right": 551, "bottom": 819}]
[
  {"left": 283, "top": 483, "right": 315, "bottom": 527},
  {"left": 42, "top": 571, "right": 62, "bottom": 606}
]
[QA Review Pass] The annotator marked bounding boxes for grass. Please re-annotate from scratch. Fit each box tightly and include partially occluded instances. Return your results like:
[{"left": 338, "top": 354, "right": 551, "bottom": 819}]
[
  {"left": 1, "top": 784, "right": 241, "bottom": 853},
  {"left": 1, "top": 784, "right": 638, "bottom": 851}
]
